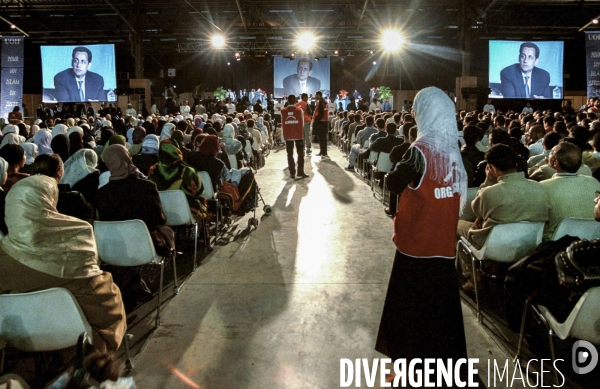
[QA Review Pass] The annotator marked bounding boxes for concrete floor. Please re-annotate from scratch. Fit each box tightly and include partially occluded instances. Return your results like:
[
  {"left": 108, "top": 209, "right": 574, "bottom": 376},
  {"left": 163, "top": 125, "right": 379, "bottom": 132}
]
[{"left": 130, "top": 142, "right": 582, "bottom": 389}]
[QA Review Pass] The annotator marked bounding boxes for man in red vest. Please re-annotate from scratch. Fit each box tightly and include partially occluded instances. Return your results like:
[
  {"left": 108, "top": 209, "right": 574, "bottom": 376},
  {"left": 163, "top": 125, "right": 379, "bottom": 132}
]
[{"left": 282, "top": 95, "right": 309, "bottom": 180}]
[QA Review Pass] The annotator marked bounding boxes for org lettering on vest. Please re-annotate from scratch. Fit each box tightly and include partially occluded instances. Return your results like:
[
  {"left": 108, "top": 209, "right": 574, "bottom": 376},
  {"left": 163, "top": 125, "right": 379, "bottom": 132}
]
[{"left": 434, "top": 186, "right": 454, "bottom": 199}]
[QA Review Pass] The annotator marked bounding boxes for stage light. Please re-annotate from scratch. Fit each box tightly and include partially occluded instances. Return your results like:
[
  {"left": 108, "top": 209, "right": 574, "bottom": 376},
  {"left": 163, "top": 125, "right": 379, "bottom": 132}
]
[
  {"left": 381, "top": 30, "right": 404, "bottom": 52},
  {"left": 296, "top": 31, "right": 317, "bottom": 51},
  {"left": 334, "top": 50, "right": 339, "bottom": 55},
  {"left": 594, "top": 19, "right": 599, "bottom": 24},
  {"left": 211, "top": 34, "right": 225, "bottom": 48},
  {"left": 227, "top": 62, "right": 231, "bottom": 65},
  {"left": 235, "top": 52, "right": 240, "bottom": 58},
  {"left": 373, "top": 61, "right": 377, "bottom": 65}
]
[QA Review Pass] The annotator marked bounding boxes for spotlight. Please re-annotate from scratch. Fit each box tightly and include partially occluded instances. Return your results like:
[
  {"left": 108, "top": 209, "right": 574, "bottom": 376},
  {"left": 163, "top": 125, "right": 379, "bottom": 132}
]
[
  {"left": 211, "top": 34, "right": 225, "bottom": 48},
  {"left": 236, "top": 57, "right": 241, "bottom": 61},
  {"left": 373, "top": 61, "right": 377, "bottom": 65},
  {"left": 227, "top": 62, "right": 231, "bottom": 66},
  {"left": 334, "top": 50, "right": 339, "bottom": 55},
  {"left": 10, "top": 24, "right": 16, "bottom": 29},
  {"left": 296, "top": 31, "right": 317, "bottom": 51},
  {"left": 370, "top": 50, "right": 374, "bottom": 55},
  {"left": 594, "top": 19, "right": 599, "bottom": 24},
  {"left": 381, "top": 30, "right": 404, "bottom": 52},
  {"left": 235, "top": 52, "right": 241, "bottom": 58}
]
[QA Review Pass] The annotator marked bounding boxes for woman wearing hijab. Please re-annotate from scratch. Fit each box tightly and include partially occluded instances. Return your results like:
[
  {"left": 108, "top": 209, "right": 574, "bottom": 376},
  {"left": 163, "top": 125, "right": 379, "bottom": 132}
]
[
  {"left": 33, "top": 129, "right": 53, "bottom": 155},
  {"left": 94, "top": 128, "right": 115, "bottom": 159},
  {"left": 0, "top": 157, "right": 9, "bottom": 235},
  {"left": 0, "top": 173, "right": 126, "bottom": 353},
  {"left": 51, "top": 133, "right": 70, "bottom": 162},
  {"left": 0, "top": 144, "right": 29, "bottom": 192},
  {"left": 159, "top": 122, "right": 175, "bottom": 141},
  {"left": 98, "top": 144, "right": 175, "bottom": 258},
  {"left": 20, "top": 142, "right": 38, "bottom": 174},
  {"left": 68, "top": 131, "right": 85, "bottom": 156},
  {"left": 1, "top": 124, "right": 22, "bottom": 147},
  {"left": 27, "top": 124, "right": 40, "bottom": 142},
  {"left": 148, "top": 139, "right": 207, "bottom": 220},
  {"left": 185, "top": 134, "right": 225, "bottom": 192},
  {"left": 61, "top": 148, "right": 100, "bottom": 209},
  {"left": 51, "top": 123, "right": 68, "bottom": 139},
  {"left": 101, "top": 135, "right": 126, "bottom": 162},
  {"left": 170, "top": 130, "right": 190, "bottom": 160},
  {"left": 221, "top": 123, "right": 244, "bottom": 169},
  {"left": 375, "top": 87, "right": 468, "bottom": 369},
  {"left": 132, "top": 134, "right": 160, "bottom": 176}
]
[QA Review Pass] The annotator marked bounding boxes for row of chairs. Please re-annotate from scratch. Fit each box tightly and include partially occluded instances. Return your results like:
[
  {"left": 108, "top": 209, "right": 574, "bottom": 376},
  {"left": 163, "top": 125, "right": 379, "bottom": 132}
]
[
  {"left": 0, "top": 172, "right": 222, "bottom": 373},
  {"left": 457, "top": 217, "right": 600, "bottom": 383}
]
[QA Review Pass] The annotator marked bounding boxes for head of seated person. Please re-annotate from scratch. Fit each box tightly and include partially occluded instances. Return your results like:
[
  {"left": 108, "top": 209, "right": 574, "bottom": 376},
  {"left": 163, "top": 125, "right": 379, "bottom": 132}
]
[
  {"left": 463, "top": 125, "right": 481, "bottom": 148},
  {"left": 548, "top": 141, "right": 582, "bottom": 174}
]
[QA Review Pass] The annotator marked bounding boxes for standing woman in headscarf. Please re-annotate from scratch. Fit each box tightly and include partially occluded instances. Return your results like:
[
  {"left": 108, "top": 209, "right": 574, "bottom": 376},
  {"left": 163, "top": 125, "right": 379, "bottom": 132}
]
[
  {"left": 375, "top": 87, "right": 468, "bottom": 370},
  {"left": 51, "top": 133, "right": 70, "bottom": 162},
  {"left": 148, "top": 139, "right": 207, "bottom": 220},
  {"left": 0, "top": 173, "right": 126, "bottom": 352},
  {"left": 0, "top": 144, "right": 29, "bottom": 192}
]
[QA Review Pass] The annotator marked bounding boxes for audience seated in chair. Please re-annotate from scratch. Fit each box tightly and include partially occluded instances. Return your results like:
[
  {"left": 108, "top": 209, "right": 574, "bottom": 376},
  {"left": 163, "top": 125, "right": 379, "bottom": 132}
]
[
  {"left": 457, "top": 144, "right": 550, "bottom": 292},
  {"left": 540, "top": 141, "right": 600, "bottom": 240},
  {"left": 185, "top": 134, "right": 225, "bottom": 193},
  {"left": 60, "top": 148, "right": 101, "bottom": 211},
  {"left": 0, "top": 174, "right": 126, "bottom": 352},
  {"left": 148, "top": 139, "right": 207, "bottom": 221},
  {"left": 0, "top": 144, "right": 29, "bottom": 192}
]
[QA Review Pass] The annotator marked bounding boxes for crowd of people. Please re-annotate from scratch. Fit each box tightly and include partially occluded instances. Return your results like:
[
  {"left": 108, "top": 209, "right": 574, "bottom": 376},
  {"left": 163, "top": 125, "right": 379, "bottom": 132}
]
[{"left": 1, "top": 90, "right": 600, "bottom": 385}]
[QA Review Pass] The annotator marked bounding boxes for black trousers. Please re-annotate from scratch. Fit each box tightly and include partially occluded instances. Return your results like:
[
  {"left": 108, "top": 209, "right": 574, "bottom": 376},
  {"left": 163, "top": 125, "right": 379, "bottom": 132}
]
[
  {"left": 314, "top": 122, "right": 328, "bottom": 155},
  {"left": 286, "top": 139, "right": 305, "bottom": 177}
]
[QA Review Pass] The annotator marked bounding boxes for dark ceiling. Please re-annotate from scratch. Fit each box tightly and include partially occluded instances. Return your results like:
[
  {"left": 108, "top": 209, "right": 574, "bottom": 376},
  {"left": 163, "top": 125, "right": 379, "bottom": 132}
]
[{"left": 1, "top": 0, "right": 600, "bottom": 56}]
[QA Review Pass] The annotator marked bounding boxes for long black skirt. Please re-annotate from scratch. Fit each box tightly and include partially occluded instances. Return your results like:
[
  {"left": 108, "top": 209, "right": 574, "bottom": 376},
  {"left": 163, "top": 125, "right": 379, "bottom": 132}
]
[{"left": 376, "top": 250, "right": 467, "bottom": 361}]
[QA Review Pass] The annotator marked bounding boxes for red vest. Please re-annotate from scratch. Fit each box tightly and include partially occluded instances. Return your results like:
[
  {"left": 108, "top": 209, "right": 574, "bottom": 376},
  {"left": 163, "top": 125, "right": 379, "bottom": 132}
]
[
  {"left": 282, "top": 105, "right": 304, "bottom": 140},
  {"left": 393, "top": 145, "right": 460, "bottom": 258}
]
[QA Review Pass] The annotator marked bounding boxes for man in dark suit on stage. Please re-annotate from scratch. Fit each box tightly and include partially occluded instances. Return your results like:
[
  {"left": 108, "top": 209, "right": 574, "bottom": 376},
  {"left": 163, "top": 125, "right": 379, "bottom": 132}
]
[
  {"left": 282, "top": 58, "right": 321, "bottom": 97},
  {"left": 500, "top": 42, "right": 552, "bottom": 99},
  {"left": 54, "top": 46, "right": 106, "bottom": 102}
]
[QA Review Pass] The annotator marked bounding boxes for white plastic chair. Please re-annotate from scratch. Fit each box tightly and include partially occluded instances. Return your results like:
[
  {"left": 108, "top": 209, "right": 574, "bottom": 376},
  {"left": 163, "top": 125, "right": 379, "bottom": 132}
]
[
  {"left": 362, "top": 151, "right": 378, "bottom": 181},
  {"left": 94, "top": 220, "right": 179, "bottom": 328},
  {"left": 514, "top": 287, "right": 600, "bottom": 382},
  {"left": 0, "top": 287, "right": 92, "bottom": 373},
  {"left": 158, "top": 190, "right": 202, "bottom": 272},
  {"left": 458, "top": 187, "right": 479, "bottom": 222},
  {"left": 551, "top": 217, "right": 600, "bottom": 241},
  {"left": 457, "top": 221, "right": 545, "bottom": 323},
  {"left": 372, "top": 152, "right": 393, "bottom": 201},
  {"left": 226, "top": 153, "right": 238, "bottom": 169}
]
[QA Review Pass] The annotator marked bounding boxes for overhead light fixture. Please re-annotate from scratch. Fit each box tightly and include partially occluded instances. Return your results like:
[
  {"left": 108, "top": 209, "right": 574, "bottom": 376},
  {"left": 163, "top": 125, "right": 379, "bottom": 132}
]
[
  {"left": 211, "top": 34, "right": 225, "bottom": 48},
  {"left": 296, "top": 31, "right": 317, "bottom": 51},
  {"left": 269, "top": 10, "right": 292, "bottom": 13}
]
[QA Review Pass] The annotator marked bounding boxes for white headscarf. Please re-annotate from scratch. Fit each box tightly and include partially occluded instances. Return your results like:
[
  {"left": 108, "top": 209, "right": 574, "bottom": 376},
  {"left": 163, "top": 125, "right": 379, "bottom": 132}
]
[
  {"left": 33, "top": 130, "right": 53, "bottom": 155},
  {"left": 411, "top": 86, "right": 468, "bottom": 213},
  {"left": 0, "top": 174, "right": 101, "bottom": 278},
  {"left": 2, "top": 125, "right": 18, "bottom": 137},
  {"left": 1, "top": 133, "right": 21, "bottom": 147},
  {"left": 21, "top": 143, "right": 38, "bottom": 165},
  {"left": 67, "top": 126, "right": 84, "bottom": 136},
  {"left": 52, "top": 123, "right": 68, "bottom": 139},
  {"left": 0, "top": 157, "right": 8, "bottom": 187},
  {"left": 160, "top": 122, "right": 175, "bottom": 140},
  {"left": 60, "top": 148, "right": 99, "bottom": 188}
]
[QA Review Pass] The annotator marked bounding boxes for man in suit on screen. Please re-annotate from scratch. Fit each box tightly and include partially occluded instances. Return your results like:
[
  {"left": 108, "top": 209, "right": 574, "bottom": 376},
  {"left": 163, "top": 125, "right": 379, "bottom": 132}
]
[
  {"left": 282, "top": 58, "right": 321, "bottom": 97},
  {"left": 54, "top": 46, "right": 106, "bottom": 102},
  {"left": 500, "top": 42, "right": 552, "bottom": 99}
]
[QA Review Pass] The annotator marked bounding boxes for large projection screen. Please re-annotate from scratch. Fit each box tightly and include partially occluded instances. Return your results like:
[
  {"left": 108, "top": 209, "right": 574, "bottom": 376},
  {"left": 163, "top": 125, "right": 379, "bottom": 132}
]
[
  {"left": 488, "top": 40, "right": 564, "bottom": 99},
  {"left": 41, "top": 44, "right": 117, "bottom": 103},
  {"left": 274, "top": 56, "right": 330, "bottom": 99}
]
